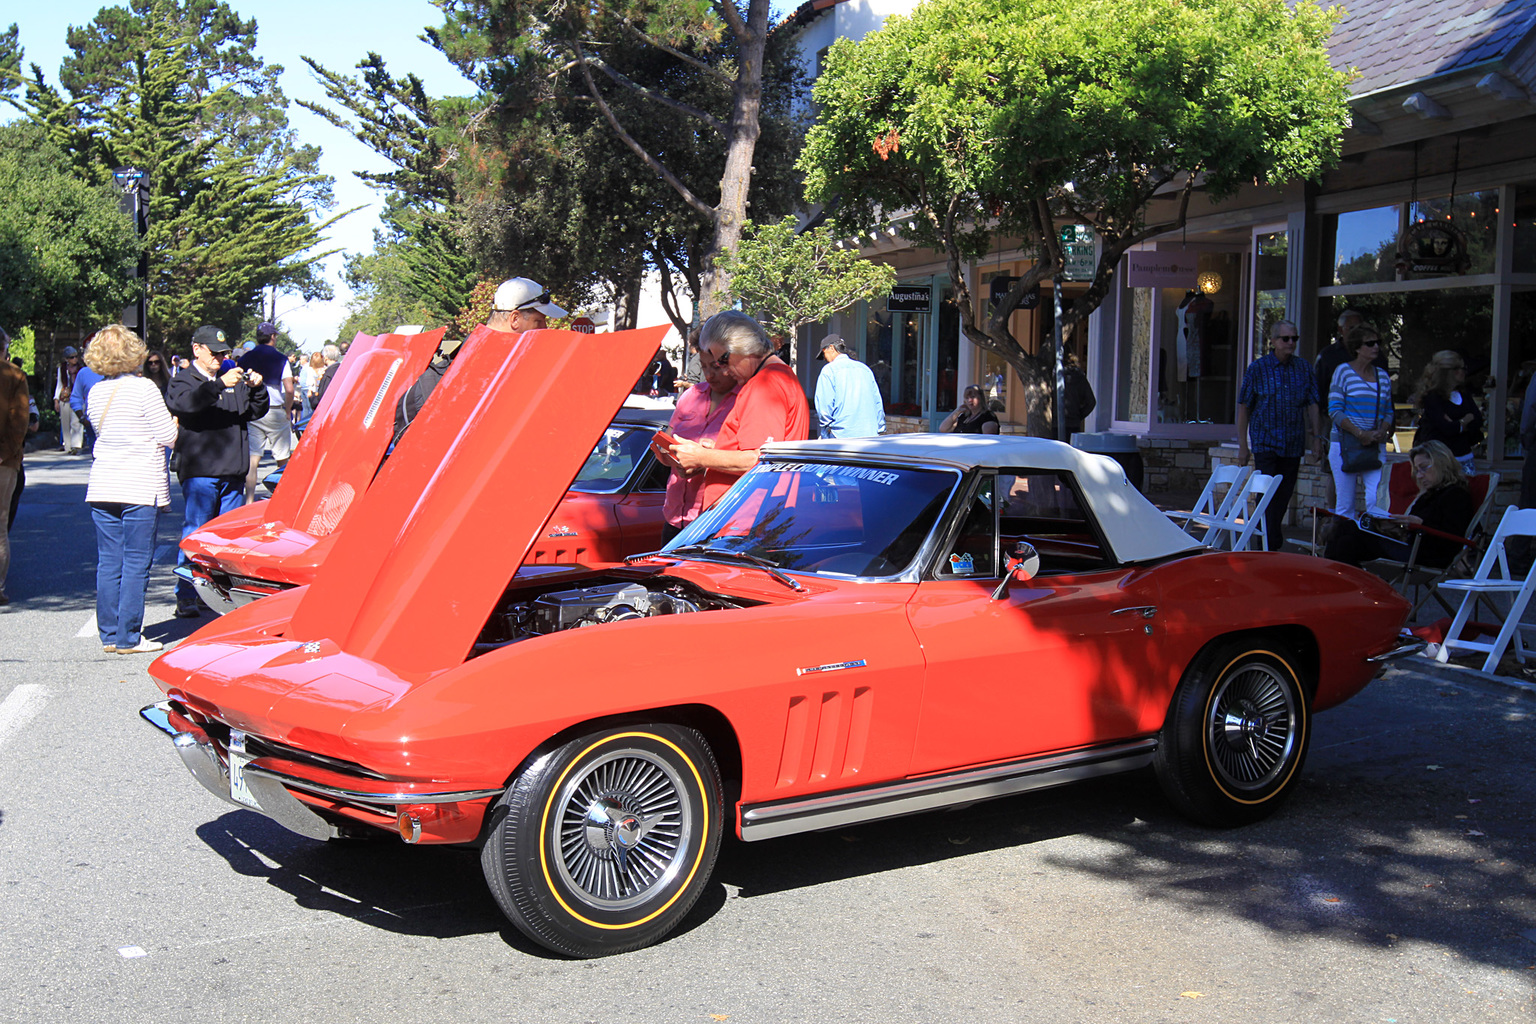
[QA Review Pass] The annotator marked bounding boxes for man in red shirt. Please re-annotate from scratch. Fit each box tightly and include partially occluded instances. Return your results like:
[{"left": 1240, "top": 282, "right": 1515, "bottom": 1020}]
[{"left": 666, "top": 311, "right": 808, "bottom": 511}]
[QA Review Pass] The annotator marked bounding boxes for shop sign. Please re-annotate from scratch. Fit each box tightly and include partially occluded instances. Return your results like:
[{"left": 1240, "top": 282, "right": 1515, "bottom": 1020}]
[
  {"left": 887, "top": 285, "right": 933, "bottom": 313},
  {"left": 1396, "top": 220, "right": 1471, "bottom": 279},
  {"left": 1125, "top": 250, "right": 1199, "bottom": 289},
  {"left": 1060, "top": 226, "right": 1097, "bottom": 281}
]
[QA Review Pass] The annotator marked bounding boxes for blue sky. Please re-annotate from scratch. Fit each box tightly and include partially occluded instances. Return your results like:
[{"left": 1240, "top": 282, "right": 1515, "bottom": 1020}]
[{"left": 8, "top": 0, "right": 475, "bottom": 349}]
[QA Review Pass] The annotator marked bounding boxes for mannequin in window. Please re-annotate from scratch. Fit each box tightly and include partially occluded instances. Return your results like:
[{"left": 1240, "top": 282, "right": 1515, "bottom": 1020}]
[{"left": 1177, "top": 290, "right": 1214, "bottom": 380}]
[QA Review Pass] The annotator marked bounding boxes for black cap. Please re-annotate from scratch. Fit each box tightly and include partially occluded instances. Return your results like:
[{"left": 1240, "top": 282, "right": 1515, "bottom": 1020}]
[{"left": 192, "top": 325, "right": 232, "bottom": 353}]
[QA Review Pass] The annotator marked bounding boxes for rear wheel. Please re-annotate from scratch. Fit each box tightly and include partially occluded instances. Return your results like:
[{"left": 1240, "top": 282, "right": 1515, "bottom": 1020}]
[
  {"left": 481, "top": 724, "right": 723, "bottom": 957},
  {"left": 1154, "top": 639, "right": 1311, "bottom": 827}
]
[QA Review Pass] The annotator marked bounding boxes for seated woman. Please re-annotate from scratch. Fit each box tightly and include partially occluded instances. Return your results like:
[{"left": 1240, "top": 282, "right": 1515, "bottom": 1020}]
[{"left": 1323, "top": 440, "right": 1475, "bottom": 568}]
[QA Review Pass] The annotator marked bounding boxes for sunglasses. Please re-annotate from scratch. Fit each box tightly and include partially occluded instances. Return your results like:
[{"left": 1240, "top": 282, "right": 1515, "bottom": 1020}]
[
  {"left": 146, "top": 360, "right": 162, "bottom": 366},
  {"left": 1360, "top": 339, "right": 1381, "bottom": 347},
  {"left": 517, "top": 291, "right": 552, "bottom": 310},
  {"left": 707, "top": 350, "right": 731, "bottom": 368},
  {"left": 1273, "top": 334, "right": 1299, "bottom": 342}
]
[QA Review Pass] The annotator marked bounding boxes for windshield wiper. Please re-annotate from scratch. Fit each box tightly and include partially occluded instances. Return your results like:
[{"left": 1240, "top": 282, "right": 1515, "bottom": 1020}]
[{"left": 633, "top": 544, "right": 806, "bottom": 592}]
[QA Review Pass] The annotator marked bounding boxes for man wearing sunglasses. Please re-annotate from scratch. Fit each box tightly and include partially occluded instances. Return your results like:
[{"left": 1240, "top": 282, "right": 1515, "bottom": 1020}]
[
  {"left": 393, "top": 277, "right": 568, "bottom": 442},
  {"left": 1236, "top": 319, "right": 1322, "bottom": 550}
]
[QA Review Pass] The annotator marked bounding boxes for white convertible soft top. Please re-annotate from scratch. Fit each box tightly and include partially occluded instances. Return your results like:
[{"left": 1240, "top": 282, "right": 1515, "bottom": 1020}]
[{"left": 763, "top": 433, "right": 1205, "bottom": 565}]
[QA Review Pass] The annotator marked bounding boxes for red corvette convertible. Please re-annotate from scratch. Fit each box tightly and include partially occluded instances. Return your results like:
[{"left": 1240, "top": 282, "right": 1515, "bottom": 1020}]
[
  {"left": 143, "top": 324, "right": 1418, "bottom": 958},
  {"left": 178, "top": 333, "right": 672, "bottom": 613}
]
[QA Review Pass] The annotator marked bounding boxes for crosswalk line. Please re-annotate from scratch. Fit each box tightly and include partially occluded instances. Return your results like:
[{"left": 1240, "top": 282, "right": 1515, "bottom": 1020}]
[
  {"left": 76, "top": 613, "right": 98, "bottom": 638},
  {"left": 0, "top": 684, "right": 48, "bottom": 751}
]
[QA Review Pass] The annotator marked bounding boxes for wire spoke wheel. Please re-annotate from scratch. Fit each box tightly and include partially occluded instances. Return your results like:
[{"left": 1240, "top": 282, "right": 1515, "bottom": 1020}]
[
  {"left": 1204, "top": 660, "right": 1299, "bottom": 793},
  {"left": 552, "top": 748, "right": 690, "bottom": 913},
  {"left": 1155, "top": 640, "right": 1312, "bottom": 827},
  {"left": 481, "top": 724, "right": 723, "bottom": 957}
]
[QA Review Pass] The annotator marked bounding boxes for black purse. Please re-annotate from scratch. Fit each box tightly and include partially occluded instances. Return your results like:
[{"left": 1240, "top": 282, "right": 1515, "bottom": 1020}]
[{"left": 1339, "top": 370, "right": 1382, "bottom": 473}]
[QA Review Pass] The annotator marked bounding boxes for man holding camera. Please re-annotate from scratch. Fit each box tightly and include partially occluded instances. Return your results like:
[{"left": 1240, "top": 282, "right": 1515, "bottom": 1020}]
[{"left": 165, "top": 325, "right": 270, "bottom": 617}]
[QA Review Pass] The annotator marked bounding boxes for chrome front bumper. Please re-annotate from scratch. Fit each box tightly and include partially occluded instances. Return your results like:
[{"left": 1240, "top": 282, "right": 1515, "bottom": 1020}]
[
  {"left": 140, "top": 701, "right": 504, "bottom": 842},
  {"left": 1367, "top": 631, "right": 1430, "bottom": 663},
  {"left": 173, "top": 565, "right": 291, "bottom": 616}
]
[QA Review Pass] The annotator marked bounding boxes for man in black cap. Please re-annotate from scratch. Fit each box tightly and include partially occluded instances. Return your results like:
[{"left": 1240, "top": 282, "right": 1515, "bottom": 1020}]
[
  {"left": 165, "top": 325, "right": 269, "bottom": 617},
  {"left": 238, "top": 321, "right": 296, "bottom": 503}
]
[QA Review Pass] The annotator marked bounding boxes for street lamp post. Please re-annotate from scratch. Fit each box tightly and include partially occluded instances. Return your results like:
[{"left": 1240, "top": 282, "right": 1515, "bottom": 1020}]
[{"left": 112, "top": 167, "right": 150, "bottom": 338}]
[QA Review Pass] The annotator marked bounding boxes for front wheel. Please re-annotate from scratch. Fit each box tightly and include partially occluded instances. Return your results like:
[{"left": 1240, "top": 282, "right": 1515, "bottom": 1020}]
[
  {"left": 1154, "top": 640, "right": 1311, "bottom": 827},
  {"left": 481, "top": 724, "right": 723, "bottom": 957}
]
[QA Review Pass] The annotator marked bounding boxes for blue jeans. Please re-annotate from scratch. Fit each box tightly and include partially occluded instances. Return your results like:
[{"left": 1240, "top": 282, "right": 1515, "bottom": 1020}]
[
  {"left": 91, "top": 502, "right": 160, "bottom": 648},
  {"left": 177, "top": 476, "right": 245, "bottom": 604}
]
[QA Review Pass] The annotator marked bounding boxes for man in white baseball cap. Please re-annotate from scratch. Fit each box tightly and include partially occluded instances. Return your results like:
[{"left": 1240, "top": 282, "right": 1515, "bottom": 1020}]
[
  {"left": 487, "top": 277, "right": 567, "bottom": 332},
  {"left": 393, "top": 277, "right": 567, "bottom": 442}
]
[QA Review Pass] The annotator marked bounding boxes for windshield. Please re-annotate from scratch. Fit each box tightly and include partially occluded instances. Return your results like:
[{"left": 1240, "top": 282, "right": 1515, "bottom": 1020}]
[
  {"left": 570, "top": 424, "right": 659, "bottom": 493},
  {"left": 669, "top": 460, "right": 960, "bottom": 577}
]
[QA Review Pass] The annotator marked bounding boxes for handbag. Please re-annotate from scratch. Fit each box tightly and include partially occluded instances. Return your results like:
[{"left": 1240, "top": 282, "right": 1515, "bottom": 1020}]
[{"left": 1338, "top": 368, "right": 1382, "bottom": 473}]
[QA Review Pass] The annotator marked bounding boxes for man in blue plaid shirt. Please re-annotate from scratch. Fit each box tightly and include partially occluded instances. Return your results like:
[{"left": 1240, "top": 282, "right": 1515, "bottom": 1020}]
[{"left": 1236, "top": 320, "right": 1323, "bottom": 550}]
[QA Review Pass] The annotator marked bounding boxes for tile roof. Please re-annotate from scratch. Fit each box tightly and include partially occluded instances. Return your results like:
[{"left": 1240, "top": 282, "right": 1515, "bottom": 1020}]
[{"left": 1329, "top": 0, "right": 1536, "bottom": 96}]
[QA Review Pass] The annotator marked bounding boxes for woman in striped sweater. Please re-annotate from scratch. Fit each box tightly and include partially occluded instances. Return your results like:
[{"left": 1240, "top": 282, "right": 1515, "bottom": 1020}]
[
  {"left": 84, "top": 325, "right": 178, "bottom": 654},
  {"left": 1327, "top": 323, "right": 1395, "bottom": 519}
]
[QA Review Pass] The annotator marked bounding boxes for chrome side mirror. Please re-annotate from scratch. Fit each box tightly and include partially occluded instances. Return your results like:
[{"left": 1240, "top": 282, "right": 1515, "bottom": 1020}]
[{"left": 991, "top": 543, "right": 1040, "bottom": 600}]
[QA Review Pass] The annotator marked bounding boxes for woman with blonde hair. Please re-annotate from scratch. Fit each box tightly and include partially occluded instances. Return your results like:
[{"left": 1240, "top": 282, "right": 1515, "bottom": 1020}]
[
  {"left": 83, "top": 325, "right": 177, "bottom": 654},
  {"left": 1323, "top": 440, "right": 1474, "bottom": 568},
  {"left": 1412, "top": 349, "right": 1482, "bottom": 473}
]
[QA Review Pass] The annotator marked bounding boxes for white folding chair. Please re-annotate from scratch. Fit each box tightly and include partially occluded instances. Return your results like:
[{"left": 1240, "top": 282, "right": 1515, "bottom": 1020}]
[
  {"left": 1201, "top": 472, "right": 1281, "bottom": 551},
  {"left": 1165, "top": 464, "right": 1252, "bottom": 537},
  {"left": 1435, "top": 506, "right": 1536, "bottom": 674}
]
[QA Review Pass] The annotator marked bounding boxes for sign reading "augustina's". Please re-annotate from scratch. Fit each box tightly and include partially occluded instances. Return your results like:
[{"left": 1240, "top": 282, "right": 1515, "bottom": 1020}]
[
  {"left": 886, "top": 286, "right": 933, "bottom": 313},
  {"left": 1124, "top": 250, "right": 1199, "bottom": 289}
]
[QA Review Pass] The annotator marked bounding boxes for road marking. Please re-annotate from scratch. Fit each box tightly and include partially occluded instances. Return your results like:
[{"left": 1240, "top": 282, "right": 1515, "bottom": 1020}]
[
  {"left": 0, "top": 684, "right": 48, "bottom": 751},
  {"left": 76, "top": 613, "right": 97, "bottom": 638},
  {"left": 117, "top": 946, "right": 147, "bottom": 959}
]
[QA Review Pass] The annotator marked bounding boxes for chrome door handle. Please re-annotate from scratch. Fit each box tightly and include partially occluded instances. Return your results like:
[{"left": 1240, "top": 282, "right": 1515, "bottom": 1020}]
[{"left": 1111, "top": 606, "right": 1157, "bottom": 619}]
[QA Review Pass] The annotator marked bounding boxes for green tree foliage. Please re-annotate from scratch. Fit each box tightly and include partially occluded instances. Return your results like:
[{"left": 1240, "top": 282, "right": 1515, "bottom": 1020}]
[
  {"left": 333, "top": 230, "right": 442, "bottom": 343},
  {"left": 23, "top": 0, "right": 340, "bottom": 348},
  {"left": 0, "top": 123, "right": 140, "bottom": 334},
  {"left": 715, "top": 215, "right": 897, "bottom": 339},
  {"left": 801, "top": 0, "right": 1351, "bottom": 432},
  {"left": 428, "top": 0, "right": 806, "bottom": 324},
  {"left": 300, "top": 54, "right": 475, "bottom": 328}
]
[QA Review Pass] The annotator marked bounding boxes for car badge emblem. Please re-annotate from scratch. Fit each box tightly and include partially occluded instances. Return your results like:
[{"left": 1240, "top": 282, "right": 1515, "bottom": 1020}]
[
  {"left": 547, "top": 526, "right": 578, "bottom": 538},
  {"left": 301, "top": 641, "right": 322, "bottom": 654}
]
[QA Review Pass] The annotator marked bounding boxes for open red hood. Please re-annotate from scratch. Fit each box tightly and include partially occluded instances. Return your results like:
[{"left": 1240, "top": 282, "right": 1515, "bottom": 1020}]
[
  {"left": 267, "top": 328, "right": 445, "bottom": 536},
  {"left": 287, "top": 324, "right": 668, "bottom": 677}
]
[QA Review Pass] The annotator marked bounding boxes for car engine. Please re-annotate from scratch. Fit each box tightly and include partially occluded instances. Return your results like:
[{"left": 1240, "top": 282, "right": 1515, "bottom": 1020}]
[{"left": 473, "top": 577, "right": 746, "bottom": 655}]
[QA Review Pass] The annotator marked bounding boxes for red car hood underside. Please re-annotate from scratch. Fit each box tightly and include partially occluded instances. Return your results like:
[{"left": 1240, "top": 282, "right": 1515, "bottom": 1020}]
[
  {"left": 283, "top": 324, "right": 669, "bottom": 677},
  {"left": 266, "top": 327, "right": 444, "bottom": 536}
]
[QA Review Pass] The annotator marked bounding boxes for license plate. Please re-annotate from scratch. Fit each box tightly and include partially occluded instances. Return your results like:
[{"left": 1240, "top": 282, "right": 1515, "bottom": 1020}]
[{"left": 227, "top": 731, "right": 261, "bottom": 809}]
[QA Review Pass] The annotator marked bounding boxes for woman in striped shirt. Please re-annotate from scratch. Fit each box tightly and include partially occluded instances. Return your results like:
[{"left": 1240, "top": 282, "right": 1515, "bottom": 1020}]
[
  {"left": 1327, "top": 324, "right": 1395, "bottom": 518},
  {"left": 84, "top": 325, "right": 178, "bottom": 654}
]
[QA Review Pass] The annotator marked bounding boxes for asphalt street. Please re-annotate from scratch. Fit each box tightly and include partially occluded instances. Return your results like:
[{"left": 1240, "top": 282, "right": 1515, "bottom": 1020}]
[{"left": 0, "top": 449, "right": 1533, "bottom": 1024}]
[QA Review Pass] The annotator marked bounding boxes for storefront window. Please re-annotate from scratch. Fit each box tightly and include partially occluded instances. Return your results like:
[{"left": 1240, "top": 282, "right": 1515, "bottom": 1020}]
[
  {"left": 1330, "top": 205, "right": 1401, "bottom": 285},
  {"left": 1158, "top": 252, "right": 1241, "bottom": 425},
  {"left": 1506, "top": 289, "right": 1536, "bottom": 456},
  {"left": 1408, "top": 190, "right": 1499, "bottom": 275},
  {"left": 1514, "top": 186, "right": 1536, "bottom": 274},
  {"left": 1116, "top": 287, "right": 1152, "bottom": 423},
  {"left": 866, "top": 308, "right": 894, "bottom": 408},
  {"left": 936, "top": 285, "right": 959, "bottom": 414},
  {"left": 1254, "top": 231, "right": 1288, "bottom": 359},
  {"left": 1327, "top": 288, "right": 1494, "bottom": 450}
]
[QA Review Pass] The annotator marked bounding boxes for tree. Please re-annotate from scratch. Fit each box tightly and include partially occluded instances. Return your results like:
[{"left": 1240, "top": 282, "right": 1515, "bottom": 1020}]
[
  {"left": 0, "top": 123, "right": 140, "bottom": 333},
  {"left": 714, "top": 215, "right": 897, "bottom": 339},
  {"left": 23, "top": 0, "right": 340, "bottom": 347},
  {"left": 800, "top": 0, "right": 1351, "bottom": 433},
  {"left": 333, "top": 230, "right": 441, "bottom": 343},
  {"left": 429, "top": 0, "right": 806, "bottom": 324}
]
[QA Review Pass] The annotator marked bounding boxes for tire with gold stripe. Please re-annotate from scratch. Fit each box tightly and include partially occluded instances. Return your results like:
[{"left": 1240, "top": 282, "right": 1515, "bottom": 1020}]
[
  {"left": 481, "top": 724, "right": 723, "bottom": 957},
  {"left": 1153, "top": 639, "right": 1311, "bottom": 827}
]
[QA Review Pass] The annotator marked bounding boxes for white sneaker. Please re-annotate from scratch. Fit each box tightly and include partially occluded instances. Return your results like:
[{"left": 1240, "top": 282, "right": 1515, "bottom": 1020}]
[{"left": 116, "top": 640, "right": 164, "bottom": 654}]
